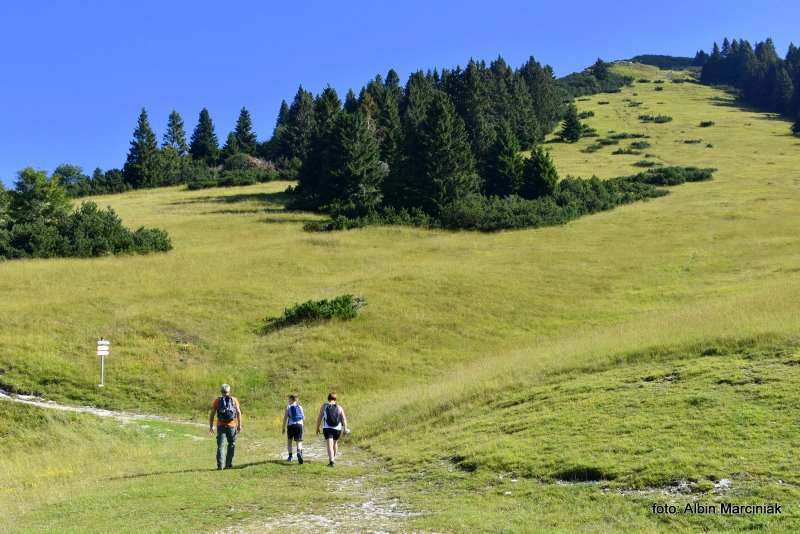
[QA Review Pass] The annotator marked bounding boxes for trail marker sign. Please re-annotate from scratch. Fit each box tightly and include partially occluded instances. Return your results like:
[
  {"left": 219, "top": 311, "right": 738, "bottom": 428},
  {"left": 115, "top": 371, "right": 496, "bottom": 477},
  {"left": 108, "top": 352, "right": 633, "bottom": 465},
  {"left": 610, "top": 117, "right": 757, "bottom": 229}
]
[{"left": 97, "top": 338, "right": 110, "bottom": 387}]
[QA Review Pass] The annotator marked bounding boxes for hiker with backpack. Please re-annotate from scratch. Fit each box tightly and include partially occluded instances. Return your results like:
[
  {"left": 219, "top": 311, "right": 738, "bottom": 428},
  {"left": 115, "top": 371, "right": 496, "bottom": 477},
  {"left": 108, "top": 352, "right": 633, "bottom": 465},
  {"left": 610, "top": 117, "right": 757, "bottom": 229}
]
[
  {"left": 208, "top": 384, "right": 242, "bottom": 470},
  {"left": 282, "top": 393, "right": 305, "bottom": 464},
  {"left": 315, "top": 392, "right": 349, "bottom": 467}
]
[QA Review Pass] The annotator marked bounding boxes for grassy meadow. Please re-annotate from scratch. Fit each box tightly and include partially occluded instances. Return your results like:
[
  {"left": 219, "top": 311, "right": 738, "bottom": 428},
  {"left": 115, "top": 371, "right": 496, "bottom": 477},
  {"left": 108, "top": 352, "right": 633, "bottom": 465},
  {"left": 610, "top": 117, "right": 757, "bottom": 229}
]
[{"left": 2, "top": 64, "right": 800, "bottom": 532}]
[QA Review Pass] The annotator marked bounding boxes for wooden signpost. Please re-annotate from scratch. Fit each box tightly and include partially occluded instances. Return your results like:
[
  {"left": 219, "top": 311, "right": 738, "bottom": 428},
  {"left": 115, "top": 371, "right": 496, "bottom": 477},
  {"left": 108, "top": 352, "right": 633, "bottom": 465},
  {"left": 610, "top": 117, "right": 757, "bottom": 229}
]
[{"left": 97, "top": 338, "right": 110, "bottom": 387}]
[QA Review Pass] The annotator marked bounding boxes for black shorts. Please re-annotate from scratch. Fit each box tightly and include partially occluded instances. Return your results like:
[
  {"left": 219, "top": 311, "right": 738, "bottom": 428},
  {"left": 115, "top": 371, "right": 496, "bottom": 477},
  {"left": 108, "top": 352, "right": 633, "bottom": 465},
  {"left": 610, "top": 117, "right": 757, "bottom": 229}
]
[
  {"left": 323, "top": 428, "right": 341, "bottom": 440},
  {"left": 287, "top": 424, "right": 304, "bottom": 441}
]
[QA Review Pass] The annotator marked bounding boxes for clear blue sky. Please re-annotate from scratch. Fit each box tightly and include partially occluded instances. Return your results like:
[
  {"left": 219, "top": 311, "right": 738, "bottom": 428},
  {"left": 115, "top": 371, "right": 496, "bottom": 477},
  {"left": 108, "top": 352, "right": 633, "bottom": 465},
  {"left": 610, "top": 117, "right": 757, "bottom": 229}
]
[{"left": 1, "top": 1, "right": 798, "bottom": 186}]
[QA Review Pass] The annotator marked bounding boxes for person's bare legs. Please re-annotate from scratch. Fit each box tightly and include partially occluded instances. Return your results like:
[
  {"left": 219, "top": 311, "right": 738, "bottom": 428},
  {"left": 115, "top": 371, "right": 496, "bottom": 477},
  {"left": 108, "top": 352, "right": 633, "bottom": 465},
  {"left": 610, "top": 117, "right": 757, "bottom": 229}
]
[
  {"left": 326, "top": 437, "right": 335, "bottom": 463},
  {"left": 287, "top": 438, "right": 293, "bottom": 458},
  {"left": 333, "top": 439, "right": 339, "bottom": 458},
  {"left": 296, "top": 439, "right": 303, "bottom": 455}
]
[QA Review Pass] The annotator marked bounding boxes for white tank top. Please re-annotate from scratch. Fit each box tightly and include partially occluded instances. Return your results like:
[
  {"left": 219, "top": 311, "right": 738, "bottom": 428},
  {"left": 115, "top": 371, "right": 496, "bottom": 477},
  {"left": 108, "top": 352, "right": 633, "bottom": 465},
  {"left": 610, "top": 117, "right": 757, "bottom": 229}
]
[{"left": 322, "top": 403, "right": 342, "bottom": 430}]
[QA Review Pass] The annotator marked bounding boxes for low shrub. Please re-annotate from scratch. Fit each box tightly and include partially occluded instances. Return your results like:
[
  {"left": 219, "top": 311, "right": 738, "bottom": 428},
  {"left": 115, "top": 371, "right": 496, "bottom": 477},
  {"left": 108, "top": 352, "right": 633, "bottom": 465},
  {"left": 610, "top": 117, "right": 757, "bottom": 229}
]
[
  {"left": 263, "top": 295, "right": 366, "bottom": 331},
  {"left": 2, "top": 202, "right": 171, "bottom": 260},
  {"left": 598, "top": 138, "right": 620, "bottom": 146},
  {"left": 639, "top": 114, "right": 673, "bottom": 124},
  {"left": 654, "top": 86, "right": 664, "bottom": 92},
  {"left": 630, "top": 141, "right": 651, "bottom": 150},
  {"left": 609, "top": 132, "right": 649, "bottom": 140},
  {"left": 627, "top": 101, "right": 643, "bottom": 107},
  {"left": 699, "top": 121, "right": 715, "bottom": 127},
  {"left": 612, "top": 148, "right": 642, "bottom": 155},
  {"left": 635, "top": 166, "right": 715, "bottom": 186},
  {"left": 633, "top": 160, "right": 660, "bottom": 168},
  {"left": 598, "top": 101, "right": 610, "bottom": 105},
  {"left": 653, "top": 80, "right": 664, "bottom": 84},
  {"left": 637, "top": 78, "right": 651, "bottom": 83},
  {"left": 683, "top": 139, "right": 703, "bottom": 144},
  {"left": 581, "top": 125, "right": 599, "bottom": 137},
  {"left": 578, "top": 111, "right": 595, "bottom": 119}
]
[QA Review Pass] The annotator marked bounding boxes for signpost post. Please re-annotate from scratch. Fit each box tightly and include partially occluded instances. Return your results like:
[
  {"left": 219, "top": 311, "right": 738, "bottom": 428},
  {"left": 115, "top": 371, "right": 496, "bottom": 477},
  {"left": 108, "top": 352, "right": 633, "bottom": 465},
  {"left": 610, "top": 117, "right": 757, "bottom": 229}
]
[{"left": 97, "top": 338, "right": 110, "bottom": 387}]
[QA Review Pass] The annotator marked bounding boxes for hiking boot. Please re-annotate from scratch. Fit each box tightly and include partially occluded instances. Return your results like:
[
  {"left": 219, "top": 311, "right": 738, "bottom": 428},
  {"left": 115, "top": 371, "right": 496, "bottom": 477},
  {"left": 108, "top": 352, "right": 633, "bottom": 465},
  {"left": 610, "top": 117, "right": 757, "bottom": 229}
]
[
  {"left": 287, "top": 454, "right": 293, "bottom": 462},
  {"left": 328, "top": 461, "right": 335, "bottom": 467},
  {"left": 297, "top": 451, "right": 304, "bottom": 464}
]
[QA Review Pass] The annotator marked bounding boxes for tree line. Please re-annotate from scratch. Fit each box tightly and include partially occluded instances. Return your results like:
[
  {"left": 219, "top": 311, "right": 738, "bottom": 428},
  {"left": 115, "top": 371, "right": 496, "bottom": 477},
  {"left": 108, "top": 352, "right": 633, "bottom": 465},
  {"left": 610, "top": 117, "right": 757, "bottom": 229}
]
[
  {"left": 695, "top": 37, "right": 800, "bottom": 133},
  {"left": 55, "top": 55, "right": 632, "bottom": 199},
  {"left": 0, "top": 169, "right": 171, "bottom": 260}
]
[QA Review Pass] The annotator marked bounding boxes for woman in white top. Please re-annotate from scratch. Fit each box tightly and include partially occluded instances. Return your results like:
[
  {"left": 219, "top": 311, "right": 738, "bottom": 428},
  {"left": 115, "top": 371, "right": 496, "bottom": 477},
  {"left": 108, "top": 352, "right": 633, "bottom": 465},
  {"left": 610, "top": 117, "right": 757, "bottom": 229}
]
[{"left": 316, "top": 391, "right": 349, "bottom": 467}]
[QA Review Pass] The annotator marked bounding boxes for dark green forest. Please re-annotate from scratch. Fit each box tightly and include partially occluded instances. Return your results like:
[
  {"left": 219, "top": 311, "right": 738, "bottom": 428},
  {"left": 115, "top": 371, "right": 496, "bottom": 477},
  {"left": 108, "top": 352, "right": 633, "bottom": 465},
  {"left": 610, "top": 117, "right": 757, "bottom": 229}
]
[{"left": 695, "top": 37, "right": 800, "bottom": 123}]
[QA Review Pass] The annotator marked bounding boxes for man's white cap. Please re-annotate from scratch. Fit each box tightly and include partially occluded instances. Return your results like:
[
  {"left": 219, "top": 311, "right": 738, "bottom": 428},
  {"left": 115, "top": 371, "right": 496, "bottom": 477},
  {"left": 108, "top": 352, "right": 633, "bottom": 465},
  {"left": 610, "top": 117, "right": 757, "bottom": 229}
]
[{"left": 220, "top": 384, "right": 231, "bottom": 394}]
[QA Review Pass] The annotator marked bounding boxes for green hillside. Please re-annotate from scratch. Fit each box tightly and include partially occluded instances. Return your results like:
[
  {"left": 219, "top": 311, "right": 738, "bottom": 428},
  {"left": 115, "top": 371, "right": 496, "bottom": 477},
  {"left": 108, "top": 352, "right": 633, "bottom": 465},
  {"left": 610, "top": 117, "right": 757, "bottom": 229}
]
[{"left": 2, "top": 64, "right": 800, "bottom": 532}]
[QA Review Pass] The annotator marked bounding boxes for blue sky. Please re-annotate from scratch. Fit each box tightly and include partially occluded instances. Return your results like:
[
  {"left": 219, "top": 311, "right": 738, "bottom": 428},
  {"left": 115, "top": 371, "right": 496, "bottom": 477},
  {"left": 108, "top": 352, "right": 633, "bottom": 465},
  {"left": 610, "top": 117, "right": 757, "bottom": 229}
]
[{"left": 1, "top": 1, "right": 798, "bottom": 187}]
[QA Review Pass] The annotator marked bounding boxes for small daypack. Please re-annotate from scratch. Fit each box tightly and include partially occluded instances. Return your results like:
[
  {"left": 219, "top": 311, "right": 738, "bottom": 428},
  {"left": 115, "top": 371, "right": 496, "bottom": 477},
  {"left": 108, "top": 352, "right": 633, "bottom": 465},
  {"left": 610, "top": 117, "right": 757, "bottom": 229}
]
[
  {"left": 217, "top": 396, "right": 237, "bottom": 420},
  {"left": 324, "top": 403, "right": 341, "bottom": 427},
  {"left": 288, "top": 404, "right": 304, "bottom": 424}
]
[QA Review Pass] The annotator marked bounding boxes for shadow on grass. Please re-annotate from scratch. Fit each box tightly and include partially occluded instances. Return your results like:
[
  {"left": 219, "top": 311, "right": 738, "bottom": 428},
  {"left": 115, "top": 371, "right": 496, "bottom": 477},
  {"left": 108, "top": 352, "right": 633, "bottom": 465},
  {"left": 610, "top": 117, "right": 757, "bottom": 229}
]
[
  {"left": 168, "top": 190, "right": 293, "bottom": 207},
  {"left": 107, "top": 460, "right": 287, "bottom": 480}
]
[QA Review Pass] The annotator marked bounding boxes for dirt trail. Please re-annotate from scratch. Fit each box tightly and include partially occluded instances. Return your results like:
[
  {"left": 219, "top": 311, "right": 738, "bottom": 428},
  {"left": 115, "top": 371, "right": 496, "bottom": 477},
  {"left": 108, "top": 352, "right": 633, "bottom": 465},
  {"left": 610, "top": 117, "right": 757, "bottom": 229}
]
[
  {"left": 3, "top": 388, "right": 422, "bottom": 532},
  {"left": 0, "top": 388, "right": 204, "bottom": 426},
  {"left": 216, "top": 467, "right": 420, "bottom": 534}
]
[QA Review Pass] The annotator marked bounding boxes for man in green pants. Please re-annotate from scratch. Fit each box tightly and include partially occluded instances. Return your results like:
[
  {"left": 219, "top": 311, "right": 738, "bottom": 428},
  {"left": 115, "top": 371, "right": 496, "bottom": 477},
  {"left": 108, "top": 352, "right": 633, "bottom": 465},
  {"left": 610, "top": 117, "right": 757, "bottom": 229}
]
[{"left": 209, "top": 384, "right": 242, "bottom": 470}]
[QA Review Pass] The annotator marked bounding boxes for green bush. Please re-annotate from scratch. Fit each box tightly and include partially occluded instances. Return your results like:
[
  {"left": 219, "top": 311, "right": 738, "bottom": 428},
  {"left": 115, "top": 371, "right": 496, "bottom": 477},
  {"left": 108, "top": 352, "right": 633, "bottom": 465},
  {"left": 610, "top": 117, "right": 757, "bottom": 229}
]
[
  {"left": 633, "top": 160, "right": 660, "bottom": 168},
  {"left": 263, "top": 295, "right": 366, "bottom": 331},
  {"left": 578, "top": 111, "right": 595, "bottom": 119},
  {"left": 699, "top": 121, "right": 715, "bottom": 127},
  {"left": 639, "top": 114, "right": 673, "bottom": 124},
  {"left": 635, "top": 166, "right": 715, "bottom": 186},
  {"left": 609, "top": 132, "right": 648, "bottom": 140},
  {"left": 630, "top": 141, "right": 651, "bottom": 150},
  {"left": 611, "top": 148, "right": 642, "bottom": 155},
  {"left": 654, "top": 86, "right": 664, "bottom": 92}
]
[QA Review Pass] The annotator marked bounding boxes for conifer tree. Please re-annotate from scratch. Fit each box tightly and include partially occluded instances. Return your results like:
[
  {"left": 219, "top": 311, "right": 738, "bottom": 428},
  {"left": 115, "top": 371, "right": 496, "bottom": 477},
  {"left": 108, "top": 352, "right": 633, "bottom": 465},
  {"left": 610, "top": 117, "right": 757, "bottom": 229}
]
[
  {"left": 520, "top": 146, "right": 559, "bottom": 199},
  {"left": 343, "top": 89, "right": 359, "bottom": 113},
  {"left": 189, "top": 108, "right": 220, "bottom": 166},
  {"left": 413, "top": 91, "right": 478, "bottom": 213},
  {"left": 124, "top": 108, "right": 160, "bottom": 187},
  {"left": 298, "top": 87, "right": 341, "bottom": 203},
  {"left": 221, "top": 132, "right": 241, "bottom": 161},
  {"left": 163, "top": 110, "right": 188, "bottom": 155},
  {"left": 484, "top": 122, "right": 522, "bottom": 197},
  {"left": 559, "top": 103, "right": 582, "bottom": 143},
  {"left": 280, "top": 86, "right": 317, "bottom": 163},
  {"left": 0, "top": 181, "right": 10, "bottom": 228},
  {"left": 233, "top": 107, "right": 258, "bottom": 155},
  {"left": 792, "top": 115, "right": 800, "bottom": 137},
  {"left": 259, "top": 100, "right": 290, "bottom": 160},
  {"left": 325, "top": 111, "right": 385, "bottom": 214}
]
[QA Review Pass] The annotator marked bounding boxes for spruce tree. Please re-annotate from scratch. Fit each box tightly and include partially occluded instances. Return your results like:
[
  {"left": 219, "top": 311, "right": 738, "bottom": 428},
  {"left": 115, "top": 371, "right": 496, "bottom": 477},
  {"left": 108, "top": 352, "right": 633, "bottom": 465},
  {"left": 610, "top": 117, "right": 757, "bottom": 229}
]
[
  {"left": 234, "top": 107, "right": 258, "bottom": 155},
  {"left": 220, "top": 132, "right": 241, "bottom": 161},
  {"left": 413, "top": 91, "right": 478, "bottom": 213},
  {"left": 298, "top": 87, "right": 341, "bottom": 203},
  {"left": 484, "top": 122, "right": 522, "bottom": 197},
  {"left": 792, "top": 115, "right": 800, "bottom": 137},
  {"left": 343, "top": 89, "right": 359, "bottom": 114},
  {"left": 559, "top": 103, "right": 582, "bottom": 143},
  {"left": 326, "top": 111, "right": 385, "bottom": 214},
  {"left": 189, "top": 108, "right": 220, "bottom": 166},
  {"left": 123, "top": 108, "right": 160, "bottom": 188},
  {"left": 520, "top": 146, "right": 559, "bottom": 199},
  {"left": 163, "top": 110, "right": 188, "bottom": 156},
  {"left": 281, "top": 86, "right": 317, "bottom": 163},
  {"left": 259, "top": 100, "right": 290, "bottom": 160}
]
